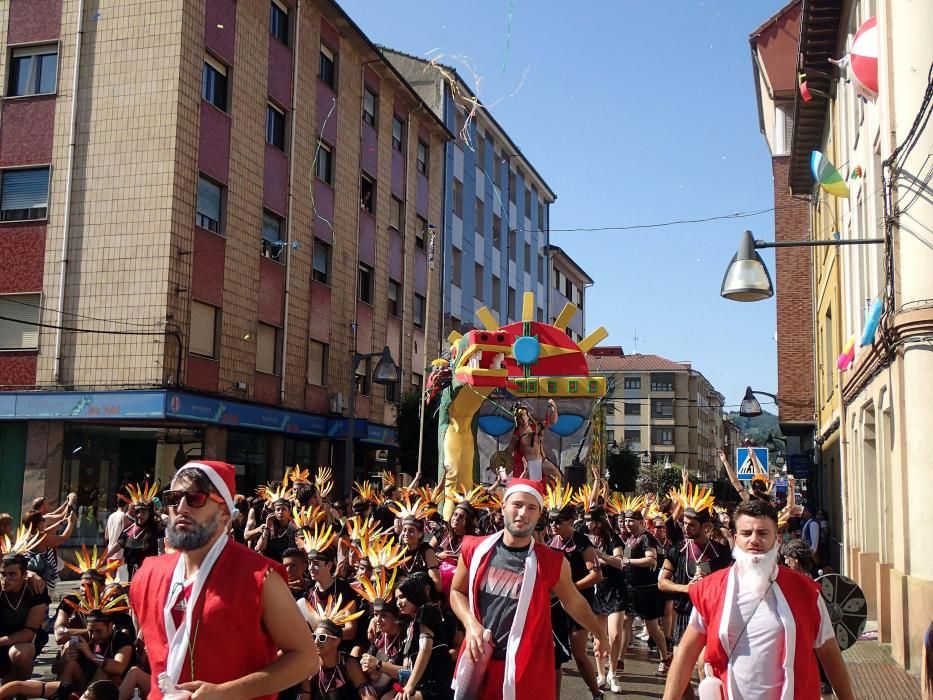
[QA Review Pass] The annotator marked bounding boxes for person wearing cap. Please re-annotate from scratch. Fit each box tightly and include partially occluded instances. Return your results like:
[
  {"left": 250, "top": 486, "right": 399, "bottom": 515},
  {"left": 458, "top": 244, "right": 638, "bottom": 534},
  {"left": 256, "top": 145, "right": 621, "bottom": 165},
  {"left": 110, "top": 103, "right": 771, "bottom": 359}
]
[
  {"left": 130, "top": 461, "right": 318, "bottom": 699},
  {"left": 450, "top": 478, "right": 609, "bottom": 700}
]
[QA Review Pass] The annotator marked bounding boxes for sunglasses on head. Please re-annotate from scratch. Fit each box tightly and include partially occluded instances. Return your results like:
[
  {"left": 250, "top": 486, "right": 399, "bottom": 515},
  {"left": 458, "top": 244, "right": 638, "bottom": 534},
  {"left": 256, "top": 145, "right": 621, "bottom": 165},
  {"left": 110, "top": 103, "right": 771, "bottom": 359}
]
[
  {"left": 163, "top": 489, "right": 224, "bottom": 509},
  {"left": 313, "top": 633, "right": 337, "bottom": 644}
]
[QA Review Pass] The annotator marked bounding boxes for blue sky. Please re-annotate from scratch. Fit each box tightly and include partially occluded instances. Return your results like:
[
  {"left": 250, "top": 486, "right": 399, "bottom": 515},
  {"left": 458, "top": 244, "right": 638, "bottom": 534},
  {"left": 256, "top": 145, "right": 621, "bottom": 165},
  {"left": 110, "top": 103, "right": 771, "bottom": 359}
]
[{"left": 341, "top": 0, "right": 788, "bottom": 410}]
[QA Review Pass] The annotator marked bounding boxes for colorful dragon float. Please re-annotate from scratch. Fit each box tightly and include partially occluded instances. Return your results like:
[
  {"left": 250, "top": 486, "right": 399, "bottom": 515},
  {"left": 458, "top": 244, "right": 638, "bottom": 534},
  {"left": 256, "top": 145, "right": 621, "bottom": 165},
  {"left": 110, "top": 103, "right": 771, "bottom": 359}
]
[{"left": 425, "top": 293, "right": 609, "bottom": 517}]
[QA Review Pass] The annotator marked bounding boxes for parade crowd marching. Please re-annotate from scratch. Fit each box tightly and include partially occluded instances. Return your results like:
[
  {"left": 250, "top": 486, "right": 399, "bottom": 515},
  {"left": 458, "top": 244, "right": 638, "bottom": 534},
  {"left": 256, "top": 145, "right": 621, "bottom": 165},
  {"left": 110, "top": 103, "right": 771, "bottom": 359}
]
[{"left": 0, "top": 445, "right": 859, "bottom": 700}]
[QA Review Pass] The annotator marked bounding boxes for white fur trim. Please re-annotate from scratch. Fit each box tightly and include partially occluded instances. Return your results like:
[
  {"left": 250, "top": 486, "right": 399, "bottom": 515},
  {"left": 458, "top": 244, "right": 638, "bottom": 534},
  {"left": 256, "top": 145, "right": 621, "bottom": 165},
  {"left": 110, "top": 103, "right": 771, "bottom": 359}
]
[
  {"left": 503, "top": 483, "right": 543, "bottom": 507},
  {"left": 175, "top": 462, "right": 234, "bottom": 514}
]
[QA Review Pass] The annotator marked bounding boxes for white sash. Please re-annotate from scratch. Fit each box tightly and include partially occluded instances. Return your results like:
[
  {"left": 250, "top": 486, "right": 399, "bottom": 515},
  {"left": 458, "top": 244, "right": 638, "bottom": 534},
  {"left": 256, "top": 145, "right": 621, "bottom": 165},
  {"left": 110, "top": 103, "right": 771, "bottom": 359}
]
[{"left": 162, "top": 534, "right": 229, "bottom": 684}]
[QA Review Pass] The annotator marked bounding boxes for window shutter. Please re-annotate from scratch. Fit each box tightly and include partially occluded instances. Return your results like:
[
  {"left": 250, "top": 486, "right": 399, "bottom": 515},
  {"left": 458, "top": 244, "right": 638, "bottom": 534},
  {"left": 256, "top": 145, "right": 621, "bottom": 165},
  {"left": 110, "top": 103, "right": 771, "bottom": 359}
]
[
  {"left": 1, "top": 169, "right": 50, "bottom": 211},
  {"left": 784, "top": 112, "right": 794, "bottom": 153},
  {"left": 262, "top": 212, "right": 281, "bottom": 244},
  {"left": 0, "top": 295, "right": 40, "bottom": 350},
  {"left": 189, "top": 301, "right": 216, "bottom": 358},
  {"left": 256, "top": 323, "right": 277, "bottom": 374},
  {"left": 197, "top": 177, "right": 221, "bottom": 219},
  {"left": 307, "top": 340, "right": 324, "bottom": 385}
]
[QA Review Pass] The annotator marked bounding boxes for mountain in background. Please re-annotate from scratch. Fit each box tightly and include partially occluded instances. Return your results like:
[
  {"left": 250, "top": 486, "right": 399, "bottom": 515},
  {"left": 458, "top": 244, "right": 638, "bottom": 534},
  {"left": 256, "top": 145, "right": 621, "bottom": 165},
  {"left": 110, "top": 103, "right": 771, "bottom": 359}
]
[{"left": 725, "top": 409, "right": 781, "bottom": 445}]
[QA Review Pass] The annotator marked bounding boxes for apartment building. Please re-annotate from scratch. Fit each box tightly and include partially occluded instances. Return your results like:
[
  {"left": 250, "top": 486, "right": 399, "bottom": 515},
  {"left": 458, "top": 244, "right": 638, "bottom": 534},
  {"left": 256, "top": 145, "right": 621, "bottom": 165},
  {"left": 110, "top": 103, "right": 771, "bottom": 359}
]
[
  {"left": 0, "top": 0, "right": 450, "bottom": 523},
  {"left": 587, "top": 348, "right": 727, "bottom": 479},
  {"left": 382, "top": 49, "right": 556, "bottom": 335},
  {"left": 546, "top": 244, "right": 592, "bottom": 343}
]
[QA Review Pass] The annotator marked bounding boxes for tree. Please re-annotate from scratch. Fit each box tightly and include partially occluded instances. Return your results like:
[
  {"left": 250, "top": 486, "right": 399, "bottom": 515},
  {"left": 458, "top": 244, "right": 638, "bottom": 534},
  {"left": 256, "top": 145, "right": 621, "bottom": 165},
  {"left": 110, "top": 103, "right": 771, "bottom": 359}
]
[
  {"left": 606, "top": 444, "right": 640, "bottom": 493},
  {"left": 636, "top": 460, "right": 684, "bottom": 499},
  {"left": 393, "top": 391, "right": 438, "bottom": 480}
]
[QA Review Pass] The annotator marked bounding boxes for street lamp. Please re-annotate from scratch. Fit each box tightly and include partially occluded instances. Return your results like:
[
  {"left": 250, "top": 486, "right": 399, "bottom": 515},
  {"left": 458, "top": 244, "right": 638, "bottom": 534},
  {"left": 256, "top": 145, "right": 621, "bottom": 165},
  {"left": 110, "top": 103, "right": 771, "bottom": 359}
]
[
  {"left": 739, "top": 386, "right": 778, "bottom": 418},
  {"left": 764, "top": 431, "right": 787, "bottom": 451},
  {"left": 721, "top": 230, "right": 884, "bottom": 302},
  {"left": 343, "top": 345, "right": 399, "bottom": 494},
  {"left": 640, "top": 451, "right": 651, "bottom": 467}
]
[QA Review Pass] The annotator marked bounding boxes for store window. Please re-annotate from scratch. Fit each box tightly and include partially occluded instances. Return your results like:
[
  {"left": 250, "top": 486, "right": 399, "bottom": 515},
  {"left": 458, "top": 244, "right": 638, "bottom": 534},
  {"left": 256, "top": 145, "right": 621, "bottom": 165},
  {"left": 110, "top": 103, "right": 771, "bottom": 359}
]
[{"left": 226, "top": 430, "right": 271, "bottom": 494}]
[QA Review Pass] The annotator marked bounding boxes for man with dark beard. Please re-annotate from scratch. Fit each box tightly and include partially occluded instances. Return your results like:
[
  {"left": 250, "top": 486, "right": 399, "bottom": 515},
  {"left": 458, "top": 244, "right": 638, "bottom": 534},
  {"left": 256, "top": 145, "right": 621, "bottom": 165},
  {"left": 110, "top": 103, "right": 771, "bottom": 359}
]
[
  {"left": 130, "top": 462, "right": 318, "bottom": 699},
  {"left": 663, "top": 499, "right": 854, "bottom": 700}
]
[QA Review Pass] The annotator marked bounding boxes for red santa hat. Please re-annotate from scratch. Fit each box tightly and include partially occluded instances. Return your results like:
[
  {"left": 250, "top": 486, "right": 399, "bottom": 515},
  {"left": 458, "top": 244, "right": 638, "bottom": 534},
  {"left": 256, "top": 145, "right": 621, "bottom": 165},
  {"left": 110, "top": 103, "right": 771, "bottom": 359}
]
[
  {"left": 175, "top": 461, "right": 236, "bottom": 514},
  {"left": 503, "top": 477, "right": 545, "bottom": 508}
]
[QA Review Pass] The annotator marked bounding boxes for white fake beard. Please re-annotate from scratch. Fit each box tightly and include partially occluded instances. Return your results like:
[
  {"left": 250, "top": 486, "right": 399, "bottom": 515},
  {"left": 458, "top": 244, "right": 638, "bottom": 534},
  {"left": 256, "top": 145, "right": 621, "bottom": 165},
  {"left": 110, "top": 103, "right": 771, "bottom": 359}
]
[{"left": 732, "top": 543, "right": 779, "bottom": 595}]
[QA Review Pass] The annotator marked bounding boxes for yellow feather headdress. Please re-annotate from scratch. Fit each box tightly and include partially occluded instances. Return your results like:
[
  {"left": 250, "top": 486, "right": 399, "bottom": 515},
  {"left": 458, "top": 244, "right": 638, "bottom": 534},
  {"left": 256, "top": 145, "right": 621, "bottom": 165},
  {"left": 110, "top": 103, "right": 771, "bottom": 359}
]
[
  {"left": 292, "top": 504, "right": 327, "bottom": 531},
  {"left": 645, "top": 503, "right": 666, "bottom": 521},
  {"left": 314, "top": 593, "right": 365, "bottom": 632},
  {"left": 380, "top": 470, "right": 397, "bottom": 490},
  {"left": 286, "top": 466, "right": 311, "bottom": 485},
  {"left": 353, "top": 480, "right": 383, "bottom": 505},
  {"left": 448, "top": 484, "right": 496, "bottom": 511},
  {"left": 366, "top": 535, "right": 412, "bottom": 572},
  {"left": 0, "top": 525, "right": 44, "bottom": 559},
  {"left": 342, "top": 515, "right": 386, "bottom": 552},
  {"left": 544, "top": 481, "right": 574, "bottom": 514},
  {"left": 387, "top": 493, "right": 437, "bottom": 523},
  {"left": 118, "top": 481, "right": 160, "bottom": 507},
  {"left": 257, "top": 474, "right": 295, "bottom": 505},
  {"left": 669, "top": 482, "right": 716, "bottom": 515},
  {"left": 352, "top": 567, "right": 398, "bottom": 610},
  {"left": 605, "top": 493, "right": 647, "bottom": 517},
  {"left": 297, "top": 522, "right": 337, "bottom": 558},
  {"left": 572, "top": 483, "right": 604, "bottom": 511},
  {"left": 416, "top": 483, "right": 445, "bottom": 505},
  {"left": 64, "top": 545, "right": 122, "bottom": 579},
  {"left": 314, "top": 467, "right": 334, "bottom": 500},
  {"left": 63, "top": 580, "right": 130, "bottom": 617}
]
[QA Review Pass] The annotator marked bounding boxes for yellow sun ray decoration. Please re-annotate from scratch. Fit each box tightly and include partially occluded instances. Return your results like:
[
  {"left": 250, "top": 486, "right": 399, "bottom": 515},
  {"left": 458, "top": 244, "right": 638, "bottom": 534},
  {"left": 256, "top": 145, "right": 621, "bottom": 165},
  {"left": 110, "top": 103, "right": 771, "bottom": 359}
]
[
  {"left": 572, "top": 483, "right": 604, "bottom": 511},
  {"left": 387, "top": 493, "right": 438, "bottom": 524},
  {"left": 118, "top": 481, "right": 160, "bottom": 507},
  {"left": 448, "top": 484, "right": 497, "bottom": 511},
  {"left": 352, "top": 567, "right": 398, "bottom": 610},
  {"left": 366, "top": 536, "right": 412, "bottom": 573},
  {"left": 256, "top": 473, "right": 295, "bottom": 505},
  {"left": 64, "top": 545, "right": 122, "bottom": 579},
  {"left": 286, "top": 466, "right": 311, "bottom": 485},
  {"left": 0, "top": 525, "right": 44, "bottom": 560},
  {"left": 314, "top": 467, "right": 334, "bottom": 500},
  {"left": 296, "top": 522, "right": 337, "bottom": 559},
  {"left": 543, "top": 481, "right": 574, "bottom": 515},
  {"left": 668, "top": 481, "right": 716, "bottom": 516},
  {"left": 353, "top": 480, "right": 383, "bottom": 505},
  {"left": 63, "top": 580, "right": 130, "bottom": 617},
  {"left": 292, "top": 504, "right": 327, "bottom": 531},
  {"left": 604, "top": 493, "right": 647, "bottom": 518},
  {"left": 416, "top": 483, "right": 445, "bottom": 506}
]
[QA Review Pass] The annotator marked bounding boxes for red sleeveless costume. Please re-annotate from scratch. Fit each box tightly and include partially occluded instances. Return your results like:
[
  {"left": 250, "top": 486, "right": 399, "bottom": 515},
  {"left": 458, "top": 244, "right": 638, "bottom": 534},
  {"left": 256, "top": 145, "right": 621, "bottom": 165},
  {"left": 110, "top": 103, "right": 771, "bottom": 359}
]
[
  {"left": 455, "top": 533, "right": 565, "bottom": 700},
  {"left": 689, "top": 564, "right": 824, "bottom": 700},
  {"left": 131, "top": 541, "right": 285, "bottom": 700}
]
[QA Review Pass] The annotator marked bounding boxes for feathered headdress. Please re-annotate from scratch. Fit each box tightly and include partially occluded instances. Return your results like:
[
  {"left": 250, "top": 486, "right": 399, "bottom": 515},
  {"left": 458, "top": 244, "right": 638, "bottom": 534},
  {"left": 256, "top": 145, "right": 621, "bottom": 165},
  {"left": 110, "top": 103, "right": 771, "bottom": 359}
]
[
  {"left": 380, "top": 470, "right": 397, "bottom": 489},
  {"left": 314, "top": 594, "right": 365, "bottom": 636},
  {"left": 367, "top": 536, "right": 411, "bottom": 572},
  {"left": 64, "top": 545, "right": 121, "bottom": 579},
  {"left": 257, "top": 474, "right": 294, "bottom": 505},
  {"left": 645, "top": 503, "right": 666, "bottom": 522},
  {"left": 342, "top": 515, "right": 386, "bottom": 553},
  {"left": 352, "top": 567, "right": 398, "bottom": 613},
  {"left": 388, "top": 493, "right": 437, "bottom": 525},
  {"left": 544, "top": 481, "right": 574, "bottom": 515},
  {"left": 118, "top": 481, "right": 160, "bottom": 507},
  {"left": 448, "top": 485, "right": 496, "bottom": 512},
  {"left": 292, "top": 504, "right": 327, "bottom": 531},
  {"left": 669, "top": 482, "right": 716, "bottom": 516},
  {"left": 314, "top": 467, "right": 334, "bottom": 500},
  {"left": 572, "top": 483, "right": 604, "bottom": 511},
  {"left": 605, "top": 493, "right": 646, "bottom": 518},
  {"left": 297, "top": 522, "right": 337, "bottom": 559},
  {"left": 63, "top": 580, "right": 130, "bottom": 620},
  {"left": 0, "top": 525, "right": 44, "bottom": 561},
  {"left": 353, "top": 480, "right": 383, "bottom": 505},
  {"left": 286, "top": 466, "right": 311, "bottom": 485},
  {"left": 416, "top": 483, "right": 445, "bottom": 506}
]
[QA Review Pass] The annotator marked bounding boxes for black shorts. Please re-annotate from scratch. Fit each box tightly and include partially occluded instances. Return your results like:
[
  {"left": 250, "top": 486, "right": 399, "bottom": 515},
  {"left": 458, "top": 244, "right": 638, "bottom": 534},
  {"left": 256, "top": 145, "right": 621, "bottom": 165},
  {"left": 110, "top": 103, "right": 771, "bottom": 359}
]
[{"left": 626, "top": 585, "right": 666, "bottom": 621}]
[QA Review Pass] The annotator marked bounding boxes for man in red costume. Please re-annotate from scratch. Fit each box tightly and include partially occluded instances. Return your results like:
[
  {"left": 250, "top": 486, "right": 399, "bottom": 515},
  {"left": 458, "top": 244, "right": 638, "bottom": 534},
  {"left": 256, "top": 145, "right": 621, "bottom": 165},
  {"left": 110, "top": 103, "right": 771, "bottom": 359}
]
[
  {"left": 449, "top": 478, "right": 608, "bottom": 700},
  {"left": 131, "top": 461, "right": 318, "bottom": 699},
  {"left": 662, "top": 499, "right": 854, "bottom": 700}
]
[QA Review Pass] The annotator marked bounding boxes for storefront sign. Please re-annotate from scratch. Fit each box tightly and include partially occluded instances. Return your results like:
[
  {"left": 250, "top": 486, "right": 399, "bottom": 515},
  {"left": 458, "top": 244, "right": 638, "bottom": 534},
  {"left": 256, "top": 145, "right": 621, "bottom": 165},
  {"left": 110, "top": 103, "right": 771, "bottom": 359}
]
[
  {"left": 787, "top": 453, "right": 811, "bottom": 478},
  {"left": 165, "top": 391, "right": 328, "bottom": 437},
  {"left": 0, "top": 391, "right": 166, "bottom": 420},
  {"left": 363, "top": 423, "right": 398, "bottom": 447},
  {"left": 327, "top": 418, "right": 369, "bottom": 439}
]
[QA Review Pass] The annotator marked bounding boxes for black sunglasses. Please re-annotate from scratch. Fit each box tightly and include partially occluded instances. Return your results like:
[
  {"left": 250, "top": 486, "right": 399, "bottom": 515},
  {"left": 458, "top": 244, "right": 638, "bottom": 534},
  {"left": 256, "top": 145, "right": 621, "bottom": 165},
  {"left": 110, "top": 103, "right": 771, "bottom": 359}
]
[{"left": 163, "top": 489, "right": 221, "bottom": 509}]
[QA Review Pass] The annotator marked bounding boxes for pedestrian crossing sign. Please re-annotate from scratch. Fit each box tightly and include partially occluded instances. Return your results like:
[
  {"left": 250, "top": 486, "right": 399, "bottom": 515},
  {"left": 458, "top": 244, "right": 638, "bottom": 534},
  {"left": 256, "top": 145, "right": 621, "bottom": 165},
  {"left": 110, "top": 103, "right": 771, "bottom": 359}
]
[{"left": 736, "top": 447, "right": 769, "bottom": 482}]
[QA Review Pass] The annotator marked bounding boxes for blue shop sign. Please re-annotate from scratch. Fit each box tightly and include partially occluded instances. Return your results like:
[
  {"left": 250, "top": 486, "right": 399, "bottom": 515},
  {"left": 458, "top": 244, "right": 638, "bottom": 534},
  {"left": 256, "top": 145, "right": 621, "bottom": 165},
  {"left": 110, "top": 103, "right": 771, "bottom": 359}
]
[
  {"left": 787, "top": 453, "right": 811, "bottom": 478},
  {"left": 327, "top": 418, "right": 369, "bottom": 439},
  {"left": 363, "top": 423, "right": 398, "bottom": 446},
  {"left": 0, "top": 391, "right": 165, "bottom": 420},
  {"left": 165, "top": 392, "right": 328, "bottom": 437}
]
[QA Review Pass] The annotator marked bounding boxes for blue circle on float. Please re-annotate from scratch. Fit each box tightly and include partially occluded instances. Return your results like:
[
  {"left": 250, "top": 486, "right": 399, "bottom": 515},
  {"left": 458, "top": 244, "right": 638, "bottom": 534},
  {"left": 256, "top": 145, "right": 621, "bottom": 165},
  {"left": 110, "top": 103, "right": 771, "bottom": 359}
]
[{"left": 513, "top": 336, "right": 540, "bottom": 365}]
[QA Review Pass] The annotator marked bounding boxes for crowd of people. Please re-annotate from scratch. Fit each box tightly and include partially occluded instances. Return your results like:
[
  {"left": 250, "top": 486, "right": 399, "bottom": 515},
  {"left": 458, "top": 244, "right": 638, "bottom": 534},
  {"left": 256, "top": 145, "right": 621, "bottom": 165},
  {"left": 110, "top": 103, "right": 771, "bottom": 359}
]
[{"left": 0, "top": 443, "right": 857, "bottom": 700}]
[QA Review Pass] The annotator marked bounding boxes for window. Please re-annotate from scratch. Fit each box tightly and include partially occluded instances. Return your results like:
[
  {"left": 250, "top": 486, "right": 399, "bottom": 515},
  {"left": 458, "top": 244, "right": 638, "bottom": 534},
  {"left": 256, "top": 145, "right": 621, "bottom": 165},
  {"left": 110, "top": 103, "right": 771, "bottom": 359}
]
[
  {"left": 650, "top": 373, "right": 674, "bottom": 391},
  {"left": 358, "top": 263, "right": 374, "bottom": 304},
  {"left": 538, "top": 201, "right": 545, "bottom": 227},
  {"left": 266, "top": 103, "right": 286, "bottom": 150},
  {"left": 564, "top": 278, "right": 572, "bottom": 299},
  {"left": 363, "top": 87, "right": 377, "bottom": 127},
  {"left": 256, "top": 322, "right": 279, "bottom": 374},
  {"left": 454, "top": 108, "right": 465, "bottom": 142},
  {"left": 413, "top": 294, "right": 425, "bottom": 328},
  {"left": 624, "top": 429, "right": 640, "bottom": 444},
  {"left": 493, "top": 152, "right": 502, "bottom": 189},
  {"left": 202, "top": 57, "right": 227, "bottom": 111},
  {"left": 523, "top": 242, "right": 531, "bottom": 271},
  {"left": 315, "top": 142, "right": 333, "bottom": 185},
  {"left": 307, "top": 340, "right": 328, "bottom": 386},
  {"left": 270, "top": 1, "right": 288, "bottom": 45},
  {"left": 360, "top": 175, "right": 375, "bottom": 213},
  {"left": 8, "top": 44, "right": 58, "bottom": 96},
  {"left": 475, "top": 130, "right": 485, "bottom": 170},
  {"left": 415, "top": 216, "right": 427, "bottom": 250},
  {"left": 474, "top": 263, "right": 484, "bottom": 299},
  {"left": 508, "top": 170, "right": 516, "bottom": 203},
  {"left": 624, "top": 402, "right": 641, "bottom": 416},
  {"left": 355, "top": 359, "right": 370, "bottom": 396},
  {"left": 392, "top": 115, "right": 404, "bottom": 151},
  {"left": 507, "top": 287, "right": 516, "bottom": 319},
  {"left": 261, "top": 211, "right": 284, "bottom": 260},
  {"left": 196, "top": 175, "right": 222, "bottom": 232},
  {"left": 319, "top": 44, "right": 335, "bottom": 89},
  {"left": 652, "top": 428, "right": 674, "bottom": 446},
  {"left": 577, "top": 287, "right": 584, "bottom": 310},
  {"left": 189, "top": 301, "right": 218, "bottom": 358},
  {"left": 412, "top": 372, "right": 423, "bottom": 398},
  {"left": 536, "top": 307, "right": 544, "bottom": 322},
  {"left": 537, "top": 255, "right": 544, "bottom": 284},
  {"left": 416, "top": 141, "right": 428, "bottom": 176},
  {"left": 452, "top": 179, "right": 463, "bottom": 218},
  {"left": 0, "top": 294, "right": 39, "bottom": 350},
  {"left": 451, "top": 247, "right": 462, "bottom": 287},
  {"left": 385, "top": 378, "right": 398, "bottom": 403},
  {"left": 606, "top": 429, "right": 615, "bottom": 443},
  {"left": 312, "top": 240, "right": 330, "bottom": 284},
  {"left": 475, "top": 198, "right": 484, "bottom": 234},
  {"left": 623, "top": 376, "right": 641, "bottom": 390},
  {"left": 553, "top": 268, "right": 562, "bottom": 291},
  {"left": 492, "top": 214, "right": 502, "bottom": 249},
  {"left": 524, "top": 188, "right": 531, "bottom": 219},
  {"left": 652, "top": 398, "right": 674, "bottom": 418},
  {"left": 491, "top": 276, "right": 501, "bottom": 310},
  {"left": 448, "top": 316, "right": 461, "bottom": 336},
  {"left": 1, "top": 168, "right": 49, "bottom": 222},
  {"left": 390, "top": 197, "right": 403, "bottom": 232},
  {"left": 774, "top": 104, "right": 794, "bottom": 155},
  {"left": 508, "top": 229, "right": 516, "bottom": 262},
  {"left": 388, "top": 279, "right": 401, "bottom": 317}
]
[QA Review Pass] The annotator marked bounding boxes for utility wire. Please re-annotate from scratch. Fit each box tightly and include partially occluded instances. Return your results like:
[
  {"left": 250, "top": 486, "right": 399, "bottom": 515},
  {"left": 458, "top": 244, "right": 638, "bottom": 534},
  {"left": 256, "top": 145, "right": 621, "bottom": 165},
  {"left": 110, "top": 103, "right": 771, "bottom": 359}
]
[
  {"left": 0, "top": 315, "right": 174, "bottom": 337},
  {"left": 524, "top": 207, "right": 775, "bottom": 233},
  {"left": 0, "top": 296, "right": 166, "bottom": 329}
]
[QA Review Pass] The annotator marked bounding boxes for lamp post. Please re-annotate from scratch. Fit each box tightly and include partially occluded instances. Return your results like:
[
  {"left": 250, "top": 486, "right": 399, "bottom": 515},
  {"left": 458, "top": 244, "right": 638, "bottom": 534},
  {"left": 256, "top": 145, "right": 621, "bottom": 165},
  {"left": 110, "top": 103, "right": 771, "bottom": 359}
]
[
  {"left": 343, "top": 345, "right": 399, "bottom": 495},
  {"left": 739, "top": 386, "right": 778, "bottom": 418},
  {"left": 720, "top": 230, "right": 884, "bottom": 302}
]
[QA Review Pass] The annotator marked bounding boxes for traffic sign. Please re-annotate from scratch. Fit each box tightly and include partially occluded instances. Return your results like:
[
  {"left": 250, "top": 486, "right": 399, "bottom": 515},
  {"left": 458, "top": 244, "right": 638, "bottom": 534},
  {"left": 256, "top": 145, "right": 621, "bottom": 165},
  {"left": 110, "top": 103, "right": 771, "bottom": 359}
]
[{"left": 736, "top": 447, "right": 769, "bottom": 482}]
